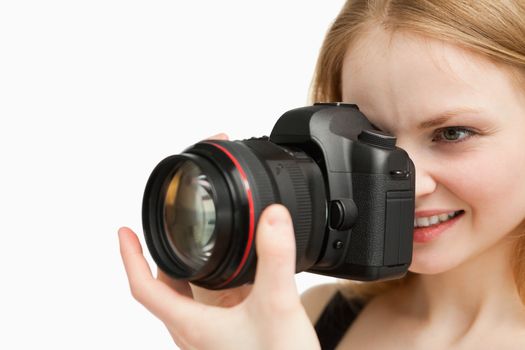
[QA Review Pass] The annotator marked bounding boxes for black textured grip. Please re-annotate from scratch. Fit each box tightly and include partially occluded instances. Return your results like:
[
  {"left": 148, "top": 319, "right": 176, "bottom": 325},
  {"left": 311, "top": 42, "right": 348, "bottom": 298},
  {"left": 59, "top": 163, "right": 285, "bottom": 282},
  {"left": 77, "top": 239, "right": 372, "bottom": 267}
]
[
  {"left": 282, "top": 160, "right": 313, "bottom": 261},
  {"left": 346, "top": 173, "right": 387, "bottom": 266}
]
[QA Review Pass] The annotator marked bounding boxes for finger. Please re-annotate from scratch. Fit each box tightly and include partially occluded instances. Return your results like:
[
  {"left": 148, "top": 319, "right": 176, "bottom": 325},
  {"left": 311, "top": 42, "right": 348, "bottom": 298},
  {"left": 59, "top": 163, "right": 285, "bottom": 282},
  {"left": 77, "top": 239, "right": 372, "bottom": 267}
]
[
  {"left": 118, "top": 227, "right": 210, "bottom": 325},
  {"left": 204, "top": 133, "right": 229, "bottom": 141},
  {"left": 156, "top": 269, "right": 193, "bottom": 299},
  {"left": 189, "top": 282, "right": 252, "bottom": 308},
  {"left": 249, "top": 205, "right": 300, "bottom": 311}
]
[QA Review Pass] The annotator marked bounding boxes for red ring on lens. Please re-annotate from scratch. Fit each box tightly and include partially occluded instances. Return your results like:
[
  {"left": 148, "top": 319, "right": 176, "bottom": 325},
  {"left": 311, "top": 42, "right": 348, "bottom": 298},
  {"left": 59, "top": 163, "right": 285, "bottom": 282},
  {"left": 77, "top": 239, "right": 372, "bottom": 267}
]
[{"left": 206, "top": 142, "right": 255, "bottom": 288}]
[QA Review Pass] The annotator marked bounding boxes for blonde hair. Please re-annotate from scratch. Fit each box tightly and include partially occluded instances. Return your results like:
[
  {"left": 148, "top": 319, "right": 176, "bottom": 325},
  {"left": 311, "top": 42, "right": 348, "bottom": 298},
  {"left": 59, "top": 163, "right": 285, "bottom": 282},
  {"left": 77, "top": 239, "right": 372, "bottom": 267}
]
[{"left": 309, "top": 0, "right": 525, "bottom": 304}]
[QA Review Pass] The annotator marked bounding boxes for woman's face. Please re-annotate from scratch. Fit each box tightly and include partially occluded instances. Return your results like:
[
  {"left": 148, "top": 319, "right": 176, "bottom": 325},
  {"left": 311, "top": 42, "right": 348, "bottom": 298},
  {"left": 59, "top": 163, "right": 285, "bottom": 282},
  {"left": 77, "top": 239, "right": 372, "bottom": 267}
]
[{"left": 341, "top": 26, "right": 525, "bottom": 274}]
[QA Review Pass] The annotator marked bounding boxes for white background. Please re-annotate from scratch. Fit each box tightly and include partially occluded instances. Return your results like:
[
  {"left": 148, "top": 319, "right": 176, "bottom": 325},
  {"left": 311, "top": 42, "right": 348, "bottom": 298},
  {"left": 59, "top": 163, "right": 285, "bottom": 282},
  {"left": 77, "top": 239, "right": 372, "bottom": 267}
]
[{"left": 0, "top": 1, "right": 347, "bottom": 349}]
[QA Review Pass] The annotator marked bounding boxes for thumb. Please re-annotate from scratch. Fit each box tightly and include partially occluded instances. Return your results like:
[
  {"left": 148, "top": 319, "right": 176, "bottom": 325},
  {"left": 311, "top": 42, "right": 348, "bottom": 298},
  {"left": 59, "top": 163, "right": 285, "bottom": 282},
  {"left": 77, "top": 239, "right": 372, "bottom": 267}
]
[{"left": 251, "top": 204, "right": 299, "bottom": 308}]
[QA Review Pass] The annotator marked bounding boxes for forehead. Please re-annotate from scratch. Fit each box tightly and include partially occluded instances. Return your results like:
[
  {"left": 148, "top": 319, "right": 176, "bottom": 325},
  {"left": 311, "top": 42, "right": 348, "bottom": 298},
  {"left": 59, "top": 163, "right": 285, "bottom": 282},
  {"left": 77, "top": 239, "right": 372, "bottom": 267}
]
[{"left": 340, "top": 25, "right": 522, "bottom": 129}]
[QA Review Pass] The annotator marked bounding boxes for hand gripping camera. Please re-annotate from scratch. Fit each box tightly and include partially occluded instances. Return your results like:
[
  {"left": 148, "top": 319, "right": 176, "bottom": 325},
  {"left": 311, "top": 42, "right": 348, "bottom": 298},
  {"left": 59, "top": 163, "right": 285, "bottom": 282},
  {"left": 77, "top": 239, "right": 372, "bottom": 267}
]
[{"left": 142, "top": 103, "right": 415, "bottom": 290}]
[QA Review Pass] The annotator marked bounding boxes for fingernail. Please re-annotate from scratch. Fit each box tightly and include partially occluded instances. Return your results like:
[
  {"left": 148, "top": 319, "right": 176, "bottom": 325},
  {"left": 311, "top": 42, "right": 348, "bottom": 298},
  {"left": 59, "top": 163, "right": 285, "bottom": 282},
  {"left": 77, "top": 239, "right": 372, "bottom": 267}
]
[
  {"left": 118, "top": 227, "right": 128, "bottom": 238},
  {"left": 266, "top": 205, "right": 290, "bottom": 227}
]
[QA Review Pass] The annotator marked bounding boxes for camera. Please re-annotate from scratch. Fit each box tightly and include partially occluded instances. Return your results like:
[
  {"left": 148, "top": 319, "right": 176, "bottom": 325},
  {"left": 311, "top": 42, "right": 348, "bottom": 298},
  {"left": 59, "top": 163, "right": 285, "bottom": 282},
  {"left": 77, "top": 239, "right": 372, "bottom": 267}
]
[{"left": 142, "top": 103, "right": 415, "bottom": 290}]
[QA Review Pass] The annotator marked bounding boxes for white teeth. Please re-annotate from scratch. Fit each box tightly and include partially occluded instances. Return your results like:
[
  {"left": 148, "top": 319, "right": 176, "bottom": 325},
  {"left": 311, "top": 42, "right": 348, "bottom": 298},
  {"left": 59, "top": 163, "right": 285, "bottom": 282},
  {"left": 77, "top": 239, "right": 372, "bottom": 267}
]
[
  {"left": 438, "top": 213, "right": 449, "bottom": 221},
  {"left": 414, "top": 211, "right": 460, "bottom": 228},
  {"left": 416, "top": 217, "right": 429, "bottom": 227}
]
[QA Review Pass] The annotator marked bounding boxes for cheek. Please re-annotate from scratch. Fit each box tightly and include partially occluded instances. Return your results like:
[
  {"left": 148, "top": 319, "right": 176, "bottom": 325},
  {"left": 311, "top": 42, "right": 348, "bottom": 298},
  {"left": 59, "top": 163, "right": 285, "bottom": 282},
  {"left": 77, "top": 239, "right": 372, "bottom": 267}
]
[
  {"left": 438, "top": 146, "right": 525, "bottom": 235},
  {"left": 409, "top": 146, "right": 525, "bottom": 274}
]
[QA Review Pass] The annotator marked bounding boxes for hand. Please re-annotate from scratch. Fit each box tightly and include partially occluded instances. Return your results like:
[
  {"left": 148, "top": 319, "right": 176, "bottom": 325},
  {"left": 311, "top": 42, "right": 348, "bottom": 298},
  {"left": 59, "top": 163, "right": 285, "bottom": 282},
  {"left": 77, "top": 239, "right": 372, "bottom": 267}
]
[{"left": 119, "top": 204, "right": 320, "bottom": 350}]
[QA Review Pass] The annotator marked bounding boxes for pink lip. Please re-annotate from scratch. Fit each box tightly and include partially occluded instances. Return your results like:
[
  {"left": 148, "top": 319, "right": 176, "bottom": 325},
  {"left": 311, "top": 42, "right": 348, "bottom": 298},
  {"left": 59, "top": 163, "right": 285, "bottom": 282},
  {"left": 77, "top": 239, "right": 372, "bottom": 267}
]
[
  {"left": 413, "top": 210, "right": 464, "bottom": 244},
  {"left": 415, "top": 209, "right": 461, "bottom": 218}
]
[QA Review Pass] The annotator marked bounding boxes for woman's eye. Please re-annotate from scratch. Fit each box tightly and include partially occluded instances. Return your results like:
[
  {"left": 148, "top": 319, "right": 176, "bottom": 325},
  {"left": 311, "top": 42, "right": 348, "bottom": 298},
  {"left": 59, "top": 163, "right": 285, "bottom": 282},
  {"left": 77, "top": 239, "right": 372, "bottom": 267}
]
[{"left": 432, "top": 127, "right": 477, "bottom": 144}]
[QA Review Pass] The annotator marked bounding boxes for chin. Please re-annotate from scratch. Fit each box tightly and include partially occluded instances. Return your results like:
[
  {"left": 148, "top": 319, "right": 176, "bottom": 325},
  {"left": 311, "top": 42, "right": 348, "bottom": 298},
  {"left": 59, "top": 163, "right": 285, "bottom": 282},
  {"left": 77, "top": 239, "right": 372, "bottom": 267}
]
[
  {"left": 408, "top": 265, "right": 448, "bottom": 275},
  {"left": 407, "top": 250, "right": 462, "bottom": 275}
]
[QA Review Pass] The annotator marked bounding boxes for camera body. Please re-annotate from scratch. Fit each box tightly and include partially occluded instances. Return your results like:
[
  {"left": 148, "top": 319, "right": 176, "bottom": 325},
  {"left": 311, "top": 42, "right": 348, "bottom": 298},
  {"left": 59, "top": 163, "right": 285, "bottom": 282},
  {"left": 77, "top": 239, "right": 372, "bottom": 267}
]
[
  {"left": 142, "top": 103, "right": 415, "bottom": 290},
  {"left": 268, "top": 103, "right": 415, "bottom": 281}
]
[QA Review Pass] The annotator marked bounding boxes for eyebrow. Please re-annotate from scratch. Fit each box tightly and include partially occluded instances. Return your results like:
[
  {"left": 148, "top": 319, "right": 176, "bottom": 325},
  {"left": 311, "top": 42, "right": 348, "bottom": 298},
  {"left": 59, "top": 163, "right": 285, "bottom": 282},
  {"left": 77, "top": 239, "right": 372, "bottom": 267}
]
[{"left": 417, "top": 107, "right": 482, "bottom": 130}]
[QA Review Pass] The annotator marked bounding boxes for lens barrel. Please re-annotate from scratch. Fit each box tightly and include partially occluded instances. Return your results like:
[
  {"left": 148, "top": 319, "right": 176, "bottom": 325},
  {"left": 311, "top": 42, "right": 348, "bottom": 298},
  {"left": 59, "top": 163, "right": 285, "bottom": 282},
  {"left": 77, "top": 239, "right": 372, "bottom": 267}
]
[{"left": 142, "top": 139, "right": 327, "bottom": 290}]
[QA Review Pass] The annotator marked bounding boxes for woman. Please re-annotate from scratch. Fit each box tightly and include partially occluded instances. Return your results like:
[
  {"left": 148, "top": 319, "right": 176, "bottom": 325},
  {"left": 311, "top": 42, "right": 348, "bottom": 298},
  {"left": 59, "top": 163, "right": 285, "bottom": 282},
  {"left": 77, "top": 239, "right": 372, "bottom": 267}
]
[{"left": 118, "top": 0, "right": 525, "bottom": 348}]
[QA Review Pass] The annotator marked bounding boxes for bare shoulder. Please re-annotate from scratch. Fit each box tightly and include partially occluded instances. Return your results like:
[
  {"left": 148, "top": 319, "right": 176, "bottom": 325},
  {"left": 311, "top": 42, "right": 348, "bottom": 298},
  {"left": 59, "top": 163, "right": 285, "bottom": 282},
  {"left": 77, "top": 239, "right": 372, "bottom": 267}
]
[{"left": 300, "top": 283, "right": 341, "bottom": 324}]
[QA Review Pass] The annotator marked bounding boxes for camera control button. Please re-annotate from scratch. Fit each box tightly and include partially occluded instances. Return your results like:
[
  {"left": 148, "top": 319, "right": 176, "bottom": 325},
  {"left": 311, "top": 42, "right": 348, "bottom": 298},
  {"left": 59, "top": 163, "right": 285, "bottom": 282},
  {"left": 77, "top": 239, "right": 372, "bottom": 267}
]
[
  {"left": 358, "top": 129, "right": 397, "bottom": 150},
  {"left": 390, "top": 170, "right": 410, "bottom": 179},
  {"left": 330, "top": 201, "right": 344, "bottom": 229},
  {"left": 333, "top": 240, "right": 344, "bottom": 249},
  {"left": 329, "top": 199, "right": 358, "bottom": 231}
]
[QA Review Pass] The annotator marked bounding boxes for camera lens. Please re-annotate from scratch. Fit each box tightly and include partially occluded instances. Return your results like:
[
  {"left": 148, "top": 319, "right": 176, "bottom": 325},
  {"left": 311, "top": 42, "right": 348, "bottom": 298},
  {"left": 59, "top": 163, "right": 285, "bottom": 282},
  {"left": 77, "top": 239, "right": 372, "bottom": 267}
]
[
  {"left": 142, "top": 139, "right": 327, "bottom": 290},
  {"left": 163, "top": 160, "right": 217, "bottom": 271}
]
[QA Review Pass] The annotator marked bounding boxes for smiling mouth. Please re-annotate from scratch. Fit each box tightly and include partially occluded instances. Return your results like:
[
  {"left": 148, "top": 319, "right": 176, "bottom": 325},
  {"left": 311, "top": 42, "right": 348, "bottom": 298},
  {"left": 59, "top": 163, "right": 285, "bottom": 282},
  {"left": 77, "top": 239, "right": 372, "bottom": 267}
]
[
  {"left": 414, "top": 210, "right": 465, "bottom": 228},
  {"left": 412, "top": 210, "right": 465, "bottom": 244}
]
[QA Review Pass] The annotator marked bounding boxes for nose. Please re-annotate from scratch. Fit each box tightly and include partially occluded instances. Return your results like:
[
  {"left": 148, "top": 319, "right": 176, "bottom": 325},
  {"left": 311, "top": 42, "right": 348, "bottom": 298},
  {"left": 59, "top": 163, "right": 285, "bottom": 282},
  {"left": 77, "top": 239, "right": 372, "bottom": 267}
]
[
  {"left": 414, "top": 162, "right": 437, "bottom": 199},
  {"left": 398, "top": 141, "right": 437, "bottom": 199}
]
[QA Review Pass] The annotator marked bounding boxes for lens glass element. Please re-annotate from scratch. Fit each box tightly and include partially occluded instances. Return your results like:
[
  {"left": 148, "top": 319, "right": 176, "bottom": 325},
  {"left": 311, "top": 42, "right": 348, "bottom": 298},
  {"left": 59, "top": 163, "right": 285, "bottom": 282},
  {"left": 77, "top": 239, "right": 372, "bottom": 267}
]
[{"left": 163, "top": 160, "right": 216, "bottom": 271}]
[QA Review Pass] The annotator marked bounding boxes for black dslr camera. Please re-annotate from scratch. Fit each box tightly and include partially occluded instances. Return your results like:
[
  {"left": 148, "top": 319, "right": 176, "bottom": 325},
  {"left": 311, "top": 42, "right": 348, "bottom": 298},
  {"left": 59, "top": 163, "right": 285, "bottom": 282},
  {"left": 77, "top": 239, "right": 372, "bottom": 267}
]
[{"left": 142, "top": 103, "right": 415, "bottom": 290}]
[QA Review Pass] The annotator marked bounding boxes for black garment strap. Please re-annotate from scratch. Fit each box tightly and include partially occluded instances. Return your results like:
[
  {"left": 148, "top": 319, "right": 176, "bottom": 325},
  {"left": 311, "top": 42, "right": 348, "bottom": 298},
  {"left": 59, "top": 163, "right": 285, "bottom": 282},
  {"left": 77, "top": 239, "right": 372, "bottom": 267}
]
[{"left": 314, "top": 291, "right": 366, "bottom": 350}]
